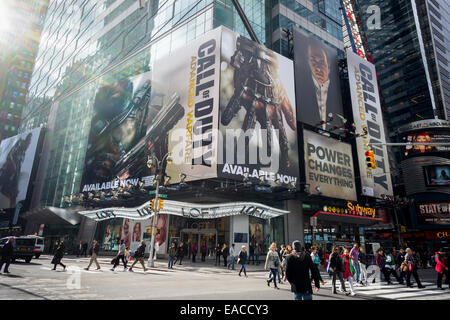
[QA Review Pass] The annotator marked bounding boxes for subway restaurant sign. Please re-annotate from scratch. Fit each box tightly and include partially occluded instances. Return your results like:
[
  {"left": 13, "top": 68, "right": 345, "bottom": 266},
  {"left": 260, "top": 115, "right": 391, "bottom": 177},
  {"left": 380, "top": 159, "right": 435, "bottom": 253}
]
[
  {"left": 78, "top": 200, "right": 289, "bottom": 222},
  {"left": 322, "top": 201, "right": 376, "bottom": 218}
]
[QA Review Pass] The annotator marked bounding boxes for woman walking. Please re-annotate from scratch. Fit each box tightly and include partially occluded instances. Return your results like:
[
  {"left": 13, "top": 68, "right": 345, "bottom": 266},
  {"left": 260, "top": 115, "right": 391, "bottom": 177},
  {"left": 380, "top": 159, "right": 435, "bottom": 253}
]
[
  {"left": 51, "top": 241, "right": 66, "bottom": 271},
  {"left": 265, "top": 242, "right": 281, "bottom": 289},
  {"left": 341, "top": 248, "right": 355, "bottom": 296},
  {"left": 111, "top": 240, "right": 127, "bottom": 271},
  {"left": 405, "top": 248, "right": 425, "bottom": 288},
  {"left": 434, "top": 248, "right": 449, "bottom": 289},
  {"left": 238, "top": 245, "right": 248, "bottom": 277},
  {"left": 310, "top": 246, "right": 326, "bottom": 286}
]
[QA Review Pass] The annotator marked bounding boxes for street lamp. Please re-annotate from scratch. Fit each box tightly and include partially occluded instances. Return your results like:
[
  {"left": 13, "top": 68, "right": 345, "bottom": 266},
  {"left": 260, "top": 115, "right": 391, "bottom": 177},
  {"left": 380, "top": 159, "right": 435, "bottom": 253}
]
[{"left": 146, "top": 152, "right": 172, "bottom": 268}]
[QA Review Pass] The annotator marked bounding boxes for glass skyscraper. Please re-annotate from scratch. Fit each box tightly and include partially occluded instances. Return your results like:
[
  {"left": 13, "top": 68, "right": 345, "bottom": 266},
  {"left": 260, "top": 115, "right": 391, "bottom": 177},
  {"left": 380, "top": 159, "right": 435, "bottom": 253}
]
[{"left": 20, "top": 0, "right": 268, "bottom": 208}]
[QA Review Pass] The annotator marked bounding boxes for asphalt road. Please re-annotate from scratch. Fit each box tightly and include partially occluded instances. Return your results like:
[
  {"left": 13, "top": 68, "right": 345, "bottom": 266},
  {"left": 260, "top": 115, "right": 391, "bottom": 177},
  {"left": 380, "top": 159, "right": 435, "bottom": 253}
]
[{"left": 0, "top": 255, "right": 449, "bottom": 300}]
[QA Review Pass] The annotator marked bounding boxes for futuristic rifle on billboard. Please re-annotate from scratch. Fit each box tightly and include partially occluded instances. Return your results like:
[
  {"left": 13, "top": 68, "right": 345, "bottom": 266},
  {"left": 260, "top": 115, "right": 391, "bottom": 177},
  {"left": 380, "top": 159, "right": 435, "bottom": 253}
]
[{"left": 114, "top": 93, "right": 185, "bottom": 178}]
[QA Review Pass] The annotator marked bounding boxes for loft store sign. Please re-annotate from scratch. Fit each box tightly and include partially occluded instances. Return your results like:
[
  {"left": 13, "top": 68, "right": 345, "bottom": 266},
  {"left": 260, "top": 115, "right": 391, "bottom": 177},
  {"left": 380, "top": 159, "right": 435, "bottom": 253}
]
[{"left": 79, "top": 200, "right": 288, "bottom": 222}]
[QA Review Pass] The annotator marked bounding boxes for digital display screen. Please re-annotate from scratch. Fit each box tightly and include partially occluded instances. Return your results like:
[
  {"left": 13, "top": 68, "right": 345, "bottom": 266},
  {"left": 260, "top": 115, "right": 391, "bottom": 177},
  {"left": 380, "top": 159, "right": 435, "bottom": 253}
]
[{"left": 424, "top": 165, "right": 450, "bottom": 186}]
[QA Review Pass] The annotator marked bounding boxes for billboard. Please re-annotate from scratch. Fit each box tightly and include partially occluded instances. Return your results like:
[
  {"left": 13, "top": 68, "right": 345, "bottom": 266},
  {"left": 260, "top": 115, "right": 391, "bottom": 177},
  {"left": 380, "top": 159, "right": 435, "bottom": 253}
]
[
  {"left": 81, "top": 27, "right": 299, "bottom": 192},
  {"left": 81, "top": 28, "right": 222, "bottom": 192},
  {"left": 219, "top": 28, "right": 299, "bottom": 187},
  {"left": 151, "top": 27, "right": 222, "bottom": 183},
  {"left": 293, "top": 28, "right": 344, "bottom": 130},
  {"left": 347, "top": 49, "right": 393, "bottom": 198},
  {"left": 416, "top": 202, "right": 450, "bottom": 225},
  {"left": 303, "top": 129, "right": 357, "bottom": 201},
  {"left": 402, "top": 131, "right": 450, "bottom": 157},
  {"left": 0, "top": 127, "right": 41, "bottom": 209}
]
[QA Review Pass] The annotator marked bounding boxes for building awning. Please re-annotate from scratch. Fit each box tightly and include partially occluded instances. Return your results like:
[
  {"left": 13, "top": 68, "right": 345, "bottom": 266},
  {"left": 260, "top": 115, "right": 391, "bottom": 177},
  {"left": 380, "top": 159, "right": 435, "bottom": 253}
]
[
  {"left": 78, "top": 200, "right": 289, "bottom": 222},
  {"left": 22, "top": 207, "right": 82, "bottom": 226},
  {"left": 312, "top": 211, "right": 383, "bottom": 226}
]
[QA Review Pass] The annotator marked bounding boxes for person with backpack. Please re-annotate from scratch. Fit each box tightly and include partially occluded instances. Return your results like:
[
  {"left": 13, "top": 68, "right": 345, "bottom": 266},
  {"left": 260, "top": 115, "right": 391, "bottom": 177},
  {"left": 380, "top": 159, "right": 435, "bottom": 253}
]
[
  {"left": 286, "top": 240, "right": 321, "bottom": 300},
  {"left": 168, "top": 242, "right": 177, "bottom": 269},
  {"left": 405, "top": 248, "right": 425, "bottom": 288},
  {"left": 84, "top": 240, "right": 101, "bottom": 271},
  {"left": 265, "top": 242, "right": 281, "bottom": 289},
  {"left": 111, "top": 239, "right": 127, "bottom": 271},
  {"left": 128, "top": 240, "right": 148, "bottom": 272},
  {"left": 327, "top": 246, "right": 347, "bottom": 294},
  {"left": 435, "top": 248, "right": 449, "bottom": 290},
  {"left": 51, "top": 241, "right": 66, "bottom": 271},
  {"left": 238, "top": 245, "right": 248, "bottom": 277}
]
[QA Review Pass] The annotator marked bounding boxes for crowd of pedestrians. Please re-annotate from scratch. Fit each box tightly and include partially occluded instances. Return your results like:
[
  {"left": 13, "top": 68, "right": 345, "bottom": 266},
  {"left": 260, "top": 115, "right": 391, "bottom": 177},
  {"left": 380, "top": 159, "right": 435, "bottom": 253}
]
[{"left": 2, "top": 235, "right": 449, "bottom": 299}]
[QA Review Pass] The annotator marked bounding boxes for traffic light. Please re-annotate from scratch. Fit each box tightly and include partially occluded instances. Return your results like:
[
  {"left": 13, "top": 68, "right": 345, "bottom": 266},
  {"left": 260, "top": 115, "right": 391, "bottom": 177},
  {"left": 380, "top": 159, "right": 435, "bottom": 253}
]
[
  {"left": 365, "top": 149, "right": 376, "bottom": 169},
  {"left": 157, "top": 199, "right": 164, "bottom": 211},
  {"left": 151, "top": 199, "right": 156, "bottom": 210}
]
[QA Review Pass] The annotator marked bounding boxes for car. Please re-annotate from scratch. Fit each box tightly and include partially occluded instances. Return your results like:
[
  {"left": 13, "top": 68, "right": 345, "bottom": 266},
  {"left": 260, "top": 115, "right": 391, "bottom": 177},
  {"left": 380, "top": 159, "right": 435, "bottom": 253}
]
[
  {"left": 25, "top": 235, "right": 45, "bottom": 258},
  {"left": 0, "top": 236, "right": 36, "bottom": 263}
]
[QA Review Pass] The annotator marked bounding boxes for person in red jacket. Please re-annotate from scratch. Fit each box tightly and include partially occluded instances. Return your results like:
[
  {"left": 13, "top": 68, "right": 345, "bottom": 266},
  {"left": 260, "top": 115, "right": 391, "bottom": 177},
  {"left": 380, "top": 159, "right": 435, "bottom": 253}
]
[
  {"left": 341, "top": 248, "right": 355, "bottom": 296},
  {"left": 324, "top": 251, "right": 330, "bottom": 270},
  {"left": 435, "top": 249, "right": 449, "bottom": 290}
]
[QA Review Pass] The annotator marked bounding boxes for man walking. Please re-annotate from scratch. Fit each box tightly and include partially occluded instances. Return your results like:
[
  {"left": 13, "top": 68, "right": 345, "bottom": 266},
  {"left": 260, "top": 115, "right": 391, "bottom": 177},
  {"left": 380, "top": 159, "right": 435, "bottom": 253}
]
[
  {"left": 286, "top": 240, "right": 320, "bottom": 300},
  {"left": 396, "top": 248, "right": 407, "bottom": 284},
  {"left": 175, "top": 242, "right": 186, "bottom": 265},
  {"left": 111, "top": 239, "right": 127, "bottom": 271},
  {"left": 327, "top": 246, "right": 347, "bottom": 294},
  {"left": 0, "top": 237, "right": 14, "bottom": 274},
  {"left": 358, "top": 246, "right": 368, "bottom": 286},
  {"left": 228, "top": 243, "right": 237, "bottom": 270},
  {"left": 76, "top": 241, "right": 83, "bottom": 257},
  {"left": 254, "top": 243, "right": 261, "bottom": 265},
  {"left": 349, "top": 243, "right": 360, "bottom": 284},
  {"left": 168, "top": 243, "right": 177, "bottom": 269},
  {"left": 129, "top": 240, "right": 148, "bottom": 272},
  {"left": 200, "top": 242, "right": 207, "bottom": 262},
  {"left": 249, "top": 243, "right": 255, "bottom": 265},
  {"left": 81, "top": 242, "right": 88, "bottom": 257},
  {"left": 84, "top": 240, "right": 101, "bottom": 270}
]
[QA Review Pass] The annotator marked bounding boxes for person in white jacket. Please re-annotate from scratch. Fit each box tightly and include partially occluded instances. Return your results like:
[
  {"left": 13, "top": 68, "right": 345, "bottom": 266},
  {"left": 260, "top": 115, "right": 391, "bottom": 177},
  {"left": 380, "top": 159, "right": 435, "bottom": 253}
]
[{"left": 227, "top": 243, "right": 238, "bottom": 270}]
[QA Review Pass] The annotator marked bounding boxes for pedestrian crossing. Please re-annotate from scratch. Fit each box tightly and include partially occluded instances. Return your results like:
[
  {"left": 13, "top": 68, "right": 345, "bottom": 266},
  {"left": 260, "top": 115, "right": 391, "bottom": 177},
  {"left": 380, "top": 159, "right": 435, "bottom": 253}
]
[
  {"left": 0, "top": 274, "right": 100, "bottom": 300},
  {"left": 252, "top": 271, "right": 450, "bottom": 300}
]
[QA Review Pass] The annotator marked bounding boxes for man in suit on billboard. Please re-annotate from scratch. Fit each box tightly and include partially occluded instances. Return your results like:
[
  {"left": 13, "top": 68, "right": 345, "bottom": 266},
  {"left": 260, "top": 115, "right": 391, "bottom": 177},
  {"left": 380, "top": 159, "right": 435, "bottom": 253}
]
[{"left": 295, "top": 33, "right": 343, "bottom": 130}]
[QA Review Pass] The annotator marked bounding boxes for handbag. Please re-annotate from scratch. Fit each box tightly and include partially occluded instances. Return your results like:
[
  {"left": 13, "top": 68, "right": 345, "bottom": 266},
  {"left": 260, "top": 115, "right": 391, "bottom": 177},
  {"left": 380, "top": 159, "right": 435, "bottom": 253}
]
[
  {"left": 110, "top": 256, "right": 118, "bottom": 265},
  {"left": 409, "top": 263, "right": 413, "bottom": 272}
]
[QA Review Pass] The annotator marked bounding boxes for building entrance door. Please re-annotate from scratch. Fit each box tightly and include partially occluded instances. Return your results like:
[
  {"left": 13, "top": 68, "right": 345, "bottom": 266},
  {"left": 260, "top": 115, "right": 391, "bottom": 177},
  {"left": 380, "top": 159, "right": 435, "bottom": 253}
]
[{"left": 180, "top": 229, "right": 217, "bottom": 260}]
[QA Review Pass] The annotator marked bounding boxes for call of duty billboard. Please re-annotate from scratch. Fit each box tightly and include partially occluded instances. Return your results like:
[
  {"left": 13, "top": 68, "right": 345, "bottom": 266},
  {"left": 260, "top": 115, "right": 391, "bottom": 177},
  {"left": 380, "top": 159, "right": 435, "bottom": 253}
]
[
  {"left": 347, "top": 49, "right": 393, "bottom": 198},
  {"left": 81, "top": 27, "right": 299, "bottom": 192},
  {"left": 218, "top": 27, "right": 299, "bottom": 187},
  {"left": 0, "top": 127, "right": 42, "bottom": 209},
  {"left": 293, "top": 28, "right": 345, "bottom": 131}
]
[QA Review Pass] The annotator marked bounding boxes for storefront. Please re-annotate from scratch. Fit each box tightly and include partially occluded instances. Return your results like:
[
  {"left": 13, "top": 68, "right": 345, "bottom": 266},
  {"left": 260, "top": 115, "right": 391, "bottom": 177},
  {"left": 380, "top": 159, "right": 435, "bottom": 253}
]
[
  {"left": 79, "top": 200, "right": 288, "bottom": 257},
  {"left": 304, "top": 201, "right": 382, "bottom": 255}
]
